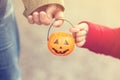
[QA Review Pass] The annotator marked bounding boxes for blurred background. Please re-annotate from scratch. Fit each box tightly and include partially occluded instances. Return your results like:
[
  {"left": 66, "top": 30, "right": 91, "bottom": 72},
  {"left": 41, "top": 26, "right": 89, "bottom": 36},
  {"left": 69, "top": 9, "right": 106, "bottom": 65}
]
[{"left": 13, "top": 0, "right": 120, "bottom": 80}]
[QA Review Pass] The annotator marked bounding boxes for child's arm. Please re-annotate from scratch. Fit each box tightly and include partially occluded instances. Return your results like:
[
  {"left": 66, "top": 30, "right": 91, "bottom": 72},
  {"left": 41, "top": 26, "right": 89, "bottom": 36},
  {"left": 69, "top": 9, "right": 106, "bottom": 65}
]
[{"left": 70, "top": 21, "right": 120, "bottom": 59}]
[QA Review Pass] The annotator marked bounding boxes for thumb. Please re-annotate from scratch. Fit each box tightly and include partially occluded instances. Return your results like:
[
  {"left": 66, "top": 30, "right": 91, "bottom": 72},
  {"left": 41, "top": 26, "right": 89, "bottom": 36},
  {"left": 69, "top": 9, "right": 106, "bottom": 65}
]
[
  {"left": 53, "top": 11, "right": 64, "bottom": 27},
  {"left": 46, "top": 4, "right": 57, "bottom": 19},
  {"left": 46, "top": 4, "right": 64, "bottom": 27}
]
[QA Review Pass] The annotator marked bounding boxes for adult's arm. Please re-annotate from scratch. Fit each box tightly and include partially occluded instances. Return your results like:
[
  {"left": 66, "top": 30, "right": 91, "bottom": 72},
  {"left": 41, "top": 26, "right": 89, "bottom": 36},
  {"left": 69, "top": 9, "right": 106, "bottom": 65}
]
[{"left": 22, "top": 0, "right": 64, "bottom": 17}]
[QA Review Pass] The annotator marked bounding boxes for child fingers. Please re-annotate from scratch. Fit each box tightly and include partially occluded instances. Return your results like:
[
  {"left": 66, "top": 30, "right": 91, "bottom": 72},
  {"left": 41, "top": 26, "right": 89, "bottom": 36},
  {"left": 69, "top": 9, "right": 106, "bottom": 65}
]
[
  {"left": 75, "top": 30, "right": 87, "bottom": 37},
  {"left": 75, "top": 36, "right": 86, "bottom": 47},
  {"left": 78, "top": 23, "right": 88, "bottom": 31},
  {"left": 69, "top": 27, "right": 79, "bottom": 33},
  {"left": 76, "top": 36, "right": 86, "bottom": 43},
  {"left": 76, "top": 39, "right": 86, "bottom": 47}
]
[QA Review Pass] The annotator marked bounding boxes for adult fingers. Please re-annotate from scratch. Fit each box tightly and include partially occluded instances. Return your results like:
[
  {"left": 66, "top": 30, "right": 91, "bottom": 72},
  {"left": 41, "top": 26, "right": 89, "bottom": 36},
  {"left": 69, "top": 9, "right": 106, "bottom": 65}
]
[
  {"left": 27, "top": 15, "right": 34, "bottom": 24},
  {"left": 40, "top": 4, "right": 57, "bottom": 25},
  {"left": 39, "top": 11, "right": 51, "bottom": 25},
  {"left": 33, "top": 12, "right": 41, "bottom": 25}
]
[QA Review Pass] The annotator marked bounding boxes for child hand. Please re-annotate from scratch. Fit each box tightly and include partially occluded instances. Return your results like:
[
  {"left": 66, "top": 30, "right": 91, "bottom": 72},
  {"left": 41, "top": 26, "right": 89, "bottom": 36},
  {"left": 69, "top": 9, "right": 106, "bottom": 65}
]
[{"left": 70, "top": 23, "right": 89, "bottom": 47}]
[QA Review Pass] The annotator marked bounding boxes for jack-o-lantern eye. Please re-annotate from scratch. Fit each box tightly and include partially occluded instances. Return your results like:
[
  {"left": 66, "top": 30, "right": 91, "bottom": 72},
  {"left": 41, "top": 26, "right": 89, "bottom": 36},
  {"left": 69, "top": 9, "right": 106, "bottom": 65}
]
[
  {"left": 64, "top": 40, "right": 69, "bottom": 45},
  {"left": 54, "top": 39, "right": 58, "bottom": 44}
]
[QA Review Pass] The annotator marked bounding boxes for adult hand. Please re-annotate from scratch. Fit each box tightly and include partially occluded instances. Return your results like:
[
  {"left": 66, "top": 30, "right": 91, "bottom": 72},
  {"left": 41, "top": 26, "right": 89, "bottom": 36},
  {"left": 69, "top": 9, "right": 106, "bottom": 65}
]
[
  {"left": 70, "top": 23, "right": 89, "bottom": 47},
  {"left": 27, "top": 4, "right": 64, "bottom": 27}
]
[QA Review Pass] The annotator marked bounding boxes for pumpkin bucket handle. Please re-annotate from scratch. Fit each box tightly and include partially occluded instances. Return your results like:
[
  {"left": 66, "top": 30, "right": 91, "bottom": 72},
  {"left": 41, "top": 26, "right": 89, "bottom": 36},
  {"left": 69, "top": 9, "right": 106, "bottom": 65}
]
[{"left": 47, "top": 18, "right": 74, "bottom": 41}]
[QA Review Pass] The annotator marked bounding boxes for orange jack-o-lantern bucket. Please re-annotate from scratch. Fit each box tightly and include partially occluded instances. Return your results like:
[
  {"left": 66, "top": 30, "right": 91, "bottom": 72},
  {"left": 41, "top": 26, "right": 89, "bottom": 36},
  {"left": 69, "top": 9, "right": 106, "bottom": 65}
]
[{"left": 47, "top": 19, "right": 75, "bottom": 56}]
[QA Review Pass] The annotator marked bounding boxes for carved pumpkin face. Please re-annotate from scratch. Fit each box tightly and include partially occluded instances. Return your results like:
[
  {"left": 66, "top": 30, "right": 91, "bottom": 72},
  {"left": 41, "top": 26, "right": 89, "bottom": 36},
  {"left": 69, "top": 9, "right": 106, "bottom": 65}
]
[{"left": 48, "top": 32, "right": 75, "bottom": 56}]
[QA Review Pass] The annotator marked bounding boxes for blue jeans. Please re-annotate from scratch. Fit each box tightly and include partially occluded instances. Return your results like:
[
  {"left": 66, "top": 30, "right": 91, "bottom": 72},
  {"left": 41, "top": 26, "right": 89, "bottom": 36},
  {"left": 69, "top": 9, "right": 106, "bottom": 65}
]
[{"left": 0, "top": 0, "right": 21, "bottom": 80}]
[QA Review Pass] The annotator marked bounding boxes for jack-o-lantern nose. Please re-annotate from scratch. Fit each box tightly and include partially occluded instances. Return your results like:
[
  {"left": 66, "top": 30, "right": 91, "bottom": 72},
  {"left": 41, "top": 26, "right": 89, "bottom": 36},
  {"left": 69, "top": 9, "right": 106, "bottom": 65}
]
[{"left": 60, "top": 46, "right": 62, "bottom": 49}]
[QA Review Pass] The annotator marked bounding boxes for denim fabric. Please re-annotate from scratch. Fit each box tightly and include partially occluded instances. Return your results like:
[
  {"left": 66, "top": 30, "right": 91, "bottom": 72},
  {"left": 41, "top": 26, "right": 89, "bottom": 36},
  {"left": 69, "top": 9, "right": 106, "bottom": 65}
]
[{"left": 0, "top": 0, "right": 21, "bottom": 80}]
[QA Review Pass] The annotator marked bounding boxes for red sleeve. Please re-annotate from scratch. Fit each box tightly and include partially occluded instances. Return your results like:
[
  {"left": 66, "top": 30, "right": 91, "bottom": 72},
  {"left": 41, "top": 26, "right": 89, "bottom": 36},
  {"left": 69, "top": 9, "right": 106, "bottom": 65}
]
[{"left": 81, "top": 21, "right": 120, "bottom": 59}]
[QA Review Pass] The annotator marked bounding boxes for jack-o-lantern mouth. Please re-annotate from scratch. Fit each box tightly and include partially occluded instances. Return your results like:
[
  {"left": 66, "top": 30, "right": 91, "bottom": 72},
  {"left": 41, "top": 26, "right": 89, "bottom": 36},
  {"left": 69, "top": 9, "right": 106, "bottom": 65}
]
[{"left": 52, "top": 48, "right": 69, "bottom": 54}]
